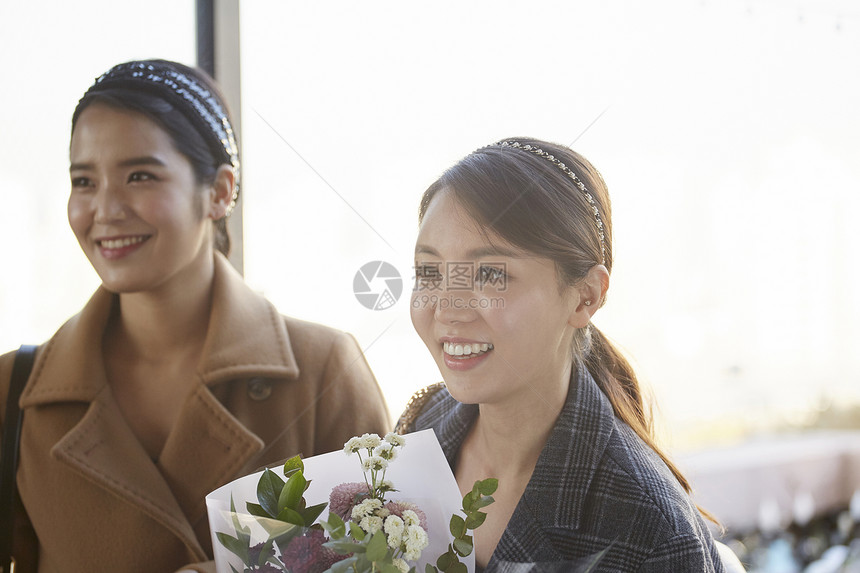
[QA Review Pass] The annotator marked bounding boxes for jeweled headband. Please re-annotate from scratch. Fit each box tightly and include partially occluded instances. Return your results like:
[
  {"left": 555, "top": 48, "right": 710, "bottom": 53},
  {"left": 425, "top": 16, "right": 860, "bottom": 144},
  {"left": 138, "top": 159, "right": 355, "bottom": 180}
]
[
  {"left": 490, "top": 140, "right": 607, "bottom": 265},
  {"left": 81, "top": 60, "right": 240, "bottom": 212}
]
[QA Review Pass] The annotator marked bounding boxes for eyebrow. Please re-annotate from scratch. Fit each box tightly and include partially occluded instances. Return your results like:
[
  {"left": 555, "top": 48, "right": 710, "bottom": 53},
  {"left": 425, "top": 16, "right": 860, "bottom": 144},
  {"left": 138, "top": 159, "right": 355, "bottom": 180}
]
[
  {"left": 69, "top": 156, "right": 167, "bottom": 172},
  {"left": 414, "top": 244, "right": 523, "bottom": 259}
]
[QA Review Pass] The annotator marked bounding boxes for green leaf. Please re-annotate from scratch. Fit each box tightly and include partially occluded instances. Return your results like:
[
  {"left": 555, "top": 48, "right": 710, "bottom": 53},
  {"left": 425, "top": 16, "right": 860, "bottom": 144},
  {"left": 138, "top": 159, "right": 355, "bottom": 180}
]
[
  {"left": 256, "top": 539, "right": 274, "bottom": 567},
  {"left": 329, "top": 556, "right": 359, "bottom": 572},
  {"left": 477, "top": 478, "right": 498, "bottom": 495},
  {"left": 366, "top": 530, "right": 389, "bottom": 562},
  {"left": 300, "top": 501, "right": 328, "bottom": 525},
  {"left": 382, "top": 565, "right": 403, "bottom": 573},
  {"left": 449, "top": 514, "right": 466, "bottom": 538},
  {"left": 278, "top": 470, "right": 307, "bottom": 512},
  {"left": 471, "top": 495, "right": 495, "bottom": 510},
  {"left": 464, "top": 511, "right": 487, "bottom": 530},
  {"left": 282, "top": 455, "right": 304, "bottom": 477},
  {"left": 425, "top": 565, "right": 440, "bottom": 573},
  {"left": 452, "top": 535, "right": 472, "bottom": 557},
  {"left": 257, "top": 468, "right": 286, "bottom": 517},
  {"left": 216, "top": 532, "right": 249, "bottom": 563},
  {"left": 448, "top": 562, "right": 468, "bottom": 573},
  {"left": 326, "top": 540, "right": 367, "bottom": 554},
  {"left": 436, "top": 548, "right": 455, "bottom": 570},
  {"left": 349, "top": 521, "right": 366, "bottom": 540},
  {"left": 245, "top": 502, "right": 268, "bottom": 518},
  {"left": 320, "top": 512, "right": 346, "bottom": 539},
  {"left": 275, "top": 505, "right": 305, "bottom": 526}
]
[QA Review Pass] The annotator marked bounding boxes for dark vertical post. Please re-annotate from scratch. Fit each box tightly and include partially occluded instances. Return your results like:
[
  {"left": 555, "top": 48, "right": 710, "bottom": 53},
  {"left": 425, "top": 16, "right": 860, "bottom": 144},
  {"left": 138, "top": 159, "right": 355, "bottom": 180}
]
[{"left": 196, "top": 0, "right": 216, "bottom": 79}]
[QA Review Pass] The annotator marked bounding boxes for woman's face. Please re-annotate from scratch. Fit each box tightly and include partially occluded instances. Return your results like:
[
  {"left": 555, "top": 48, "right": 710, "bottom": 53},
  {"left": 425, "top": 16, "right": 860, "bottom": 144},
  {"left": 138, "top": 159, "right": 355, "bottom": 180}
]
[
  {"left": 411, "top": 190, "right": 582, "bottom": 407},
  {"left": 68, "top": 104, "right": 216, "bottom": 295}
]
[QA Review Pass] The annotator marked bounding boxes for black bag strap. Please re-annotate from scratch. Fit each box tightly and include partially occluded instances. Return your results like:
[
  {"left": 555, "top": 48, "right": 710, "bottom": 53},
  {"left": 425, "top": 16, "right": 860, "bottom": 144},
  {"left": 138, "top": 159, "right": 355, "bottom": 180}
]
[{"left": 1, "top": 345, "right": 37, "bottom": 573}]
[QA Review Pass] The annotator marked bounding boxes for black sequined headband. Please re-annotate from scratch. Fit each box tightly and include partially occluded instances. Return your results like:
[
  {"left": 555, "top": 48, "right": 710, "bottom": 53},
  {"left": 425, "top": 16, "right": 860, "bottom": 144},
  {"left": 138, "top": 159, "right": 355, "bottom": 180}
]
[{"left": 82, "top": 60, "right": 240, "bottom": 212}]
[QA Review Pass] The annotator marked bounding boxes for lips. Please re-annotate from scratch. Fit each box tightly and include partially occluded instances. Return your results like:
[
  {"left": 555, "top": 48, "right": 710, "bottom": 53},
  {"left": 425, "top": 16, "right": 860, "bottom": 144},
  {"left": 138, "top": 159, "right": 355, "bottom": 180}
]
[
  {"left": 96, "top": 235, "right": 150, "bottom": 259},
  {"left": 442, "top": 341, "right": 494, "bottom": 358}
]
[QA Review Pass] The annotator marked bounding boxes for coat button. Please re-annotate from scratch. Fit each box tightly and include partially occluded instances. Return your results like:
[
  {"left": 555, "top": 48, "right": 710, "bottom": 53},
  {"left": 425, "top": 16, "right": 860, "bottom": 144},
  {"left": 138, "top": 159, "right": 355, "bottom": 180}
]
[{"left": 247, "top": 378, "right": 272, "bottom": 401}]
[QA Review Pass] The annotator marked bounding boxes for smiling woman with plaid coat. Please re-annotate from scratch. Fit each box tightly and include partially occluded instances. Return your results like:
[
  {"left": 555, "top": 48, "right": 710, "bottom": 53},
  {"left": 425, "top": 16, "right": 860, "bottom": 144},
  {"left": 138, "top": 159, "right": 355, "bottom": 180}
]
[{"left": 398, "top": 137, "right": 730, "bottom": 572}]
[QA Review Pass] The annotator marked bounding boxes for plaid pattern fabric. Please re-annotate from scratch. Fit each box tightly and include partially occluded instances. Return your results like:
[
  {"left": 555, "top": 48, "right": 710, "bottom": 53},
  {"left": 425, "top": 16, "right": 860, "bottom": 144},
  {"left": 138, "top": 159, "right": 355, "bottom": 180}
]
[{"left": 402, "top": 366, "right": 726, "bottom": 573}]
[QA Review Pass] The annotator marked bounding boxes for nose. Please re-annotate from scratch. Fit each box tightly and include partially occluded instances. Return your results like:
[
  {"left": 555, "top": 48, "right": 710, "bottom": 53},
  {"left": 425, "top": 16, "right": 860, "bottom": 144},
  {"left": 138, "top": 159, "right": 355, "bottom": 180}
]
[
  {"left": 433, "top": 288, "right": 478, "bottom": 325},
  {"left": 93, "top": 183, "right": 127, "bottom": 223}
]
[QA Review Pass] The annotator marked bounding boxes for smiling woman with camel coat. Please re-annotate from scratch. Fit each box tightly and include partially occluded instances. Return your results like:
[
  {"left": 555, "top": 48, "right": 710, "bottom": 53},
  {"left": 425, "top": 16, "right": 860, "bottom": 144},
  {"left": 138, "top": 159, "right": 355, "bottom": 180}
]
[{"left": 0, "top": 252, "right": 390, "bottom": 573}]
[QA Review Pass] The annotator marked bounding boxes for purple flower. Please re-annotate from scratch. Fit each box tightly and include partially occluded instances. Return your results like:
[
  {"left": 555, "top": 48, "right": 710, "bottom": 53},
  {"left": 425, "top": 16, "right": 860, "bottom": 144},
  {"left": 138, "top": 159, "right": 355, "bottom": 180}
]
[
  {"left": 329, "top": 482, "right": 370, "bottom": 520},
  {"left": 278, "top": 529, "right": 345, "bottom": 573},
  {"left": 384, "top": 501, "right": 428, "bottom": 531}
]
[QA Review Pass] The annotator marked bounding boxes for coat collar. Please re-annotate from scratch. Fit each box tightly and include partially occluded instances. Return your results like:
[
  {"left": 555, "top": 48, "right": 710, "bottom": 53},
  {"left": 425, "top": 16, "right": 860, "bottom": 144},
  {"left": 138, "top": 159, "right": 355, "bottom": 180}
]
[
  {"left": 431, "top": 365, "right": 617, "bottom": 564},
  {"left": 17, "top": 253, "right": 299, "bottom": 556},
  {"left": 493, "top": 365, "right": 616, "bottom": 564},
  {"left": 21, "top": 252, "right": 299, "bottom": 407}
]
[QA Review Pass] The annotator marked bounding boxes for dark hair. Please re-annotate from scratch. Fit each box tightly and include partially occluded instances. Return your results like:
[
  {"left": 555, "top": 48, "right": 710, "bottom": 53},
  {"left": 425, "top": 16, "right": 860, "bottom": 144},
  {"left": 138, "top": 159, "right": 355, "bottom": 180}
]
[
  {"left": 71, "top": 60, "right": 238, "bottom": 256},
  {"left": 419, "top": 137, "right": 717, "bottom": 523}
]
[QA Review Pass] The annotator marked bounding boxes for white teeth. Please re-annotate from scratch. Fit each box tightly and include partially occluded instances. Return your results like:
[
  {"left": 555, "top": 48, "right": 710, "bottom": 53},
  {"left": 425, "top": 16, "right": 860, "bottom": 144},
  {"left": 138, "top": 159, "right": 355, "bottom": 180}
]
[
  {"left": 100, "top": 236, "right": 147, "bottom": 249},
  {"left": 443, "top": 342, "right": 494, "bottom": 357}
]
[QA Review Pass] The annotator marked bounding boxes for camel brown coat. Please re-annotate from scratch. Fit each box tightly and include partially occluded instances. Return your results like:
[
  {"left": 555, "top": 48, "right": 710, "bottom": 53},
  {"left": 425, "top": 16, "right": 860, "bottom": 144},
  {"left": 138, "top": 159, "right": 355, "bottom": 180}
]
[{"left": 0, "top": 254, "right": 390, "bottom": 572}]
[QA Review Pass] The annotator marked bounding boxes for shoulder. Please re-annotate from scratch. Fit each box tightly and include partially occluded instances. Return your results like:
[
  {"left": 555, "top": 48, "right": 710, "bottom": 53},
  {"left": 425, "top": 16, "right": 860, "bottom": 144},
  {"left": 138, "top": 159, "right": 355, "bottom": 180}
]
[
  {"left": 581, "top": 419, "right": 719, "bottom": 559},
  {"left": 394, "top": 382, "right": 448, "bottom": 434},
  {"left": 280, "top": 315, "right": 368, "bottom": 368}
]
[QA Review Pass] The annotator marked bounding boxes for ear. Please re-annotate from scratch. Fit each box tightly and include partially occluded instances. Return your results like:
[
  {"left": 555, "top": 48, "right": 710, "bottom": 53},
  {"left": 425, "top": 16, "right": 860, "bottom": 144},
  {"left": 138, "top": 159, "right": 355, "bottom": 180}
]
[
  {"left": 567, "top": 264, "right": 610, "bottom": 328},
  {"left": 207, "top": 165, "right": 236, "bottom": 220}
]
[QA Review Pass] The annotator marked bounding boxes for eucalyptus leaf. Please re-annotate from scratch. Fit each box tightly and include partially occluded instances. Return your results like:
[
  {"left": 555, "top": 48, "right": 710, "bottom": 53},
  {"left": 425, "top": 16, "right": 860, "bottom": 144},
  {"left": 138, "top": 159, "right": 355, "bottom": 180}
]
[
  {"left": 382, "top": 564, "right": 403, "bottom": 573},
  {"left": 477, "top": 478, "right": 498, "bottom": 495},
  {"left": 326, "top": 540, "right": 367, "bottom": 554},
  {"left": 448, "top": 562, "right": 468, "bottom": 573},
  {"left": 464, "top": 511, "right": 487, "bottom": 529},
  {"left": 349, "top": 521, "right": 366, "bottom": 540},
  {"left": 366, "top": 530, "right": 389, "bottom": 562},
  {"left": 471, "top": 495, "right": 495, "bottom": 510},
  {"left": 436, "top": 548, "right": 455, "bottom": 570},
  {"left": 257, "top": 468, "right": 286, "bottom": 517},
  {"left": 329, "top": 555, "right": 359, "bottom": 573},
  {"left": 426, "top": 564, "right": 440, "bottom": 573},
  {"left": 449, "top": 514, "right": 466, "bottom": 538},
  {"left": 453, "top": 535, "right": 472, "bottom": 557},
  {"left": 321, "top": 512, "right": 346, "bottom": 539}
]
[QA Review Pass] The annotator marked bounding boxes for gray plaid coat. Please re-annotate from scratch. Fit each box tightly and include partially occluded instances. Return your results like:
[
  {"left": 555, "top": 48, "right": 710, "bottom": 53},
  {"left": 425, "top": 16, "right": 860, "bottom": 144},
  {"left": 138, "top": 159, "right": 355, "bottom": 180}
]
[{"left": 399, "top": 366, "right": 726, "bottom": 572}]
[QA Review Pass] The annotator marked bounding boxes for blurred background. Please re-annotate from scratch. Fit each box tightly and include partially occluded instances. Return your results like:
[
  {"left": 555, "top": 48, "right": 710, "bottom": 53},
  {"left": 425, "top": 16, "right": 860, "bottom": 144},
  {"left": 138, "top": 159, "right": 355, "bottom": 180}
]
[{"left": 1, "top": 1, "right": 858, "bottom": 570}]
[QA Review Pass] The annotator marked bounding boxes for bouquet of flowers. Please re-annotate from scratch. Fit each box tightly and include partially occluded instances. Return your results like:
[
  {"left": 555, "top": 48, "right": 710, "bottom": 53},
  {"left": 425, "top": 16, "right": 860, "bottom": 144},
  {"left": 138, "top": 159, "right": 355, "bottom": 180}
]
[{"left": 207, "top": 431, "right": 497, "bottom": 573}]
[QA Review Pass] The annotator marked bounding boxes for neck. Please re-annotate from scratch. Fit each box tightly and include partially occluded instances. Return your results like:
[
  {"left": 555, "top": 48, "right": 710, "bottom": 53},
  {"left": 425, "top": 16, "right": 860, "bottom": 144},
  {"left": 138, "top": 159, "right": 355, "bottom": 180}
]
[
  {"left": 468, "top": 369, "right": 571, "bottom": 474},
  {"left": 108, "top": 254, "right": 216, "bottom": 363}
]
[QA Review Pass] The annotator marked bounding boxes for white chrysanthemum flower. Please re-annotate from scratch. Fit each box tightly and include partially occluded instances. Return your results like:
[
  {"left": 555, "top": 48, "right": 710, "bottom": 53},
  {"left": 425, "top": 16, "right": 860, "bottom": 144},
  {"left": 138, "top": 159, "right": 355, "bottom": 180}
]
[
  {"left": 374, "top": 442, "right": 397, "bottom": 461},
  {"left": 404, "top": 524, "right": 429, "bottom": 561},
  {"left": 343, "top": 436, "right": 362, "bottom": 455},
  {"left": 351, "top": 497, "right": 382, "bottom": 520},
  {"left": 360, "top": 515, "right": 383, "bottom": 534},
  {"left": 358, "top": 433, "right": 382, "bottom": 450},
  {"left": 402, "top": 509, "right": 420, "bottom": 527},
  {"left": 362, "top": 455, "right": 388, "bottom": 472},
  {"left": 377, "top": 508, "right": 391, "bottom": 519},
  {"left": 384, "top": 515, "right": 404, "bottom": 547},
  {"left": 392, "top": 558, "right": 409, "bottom": 573},
  {"left": 379, "top": 479, "right": 394, "bottom": 491},
  {"left": 384, "top": 432, "right": 406, "bottom": 447}
]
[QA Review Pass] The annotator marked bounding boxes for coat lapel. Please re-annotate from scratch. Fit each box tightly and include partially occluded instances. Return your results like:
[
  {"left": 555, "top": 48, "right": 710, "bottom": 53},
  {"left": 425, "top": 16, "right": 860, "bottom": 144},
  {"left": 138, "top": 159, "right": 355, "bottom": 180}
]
[{"left": 490, "top": 366, "right": 616, "bottom": 566}]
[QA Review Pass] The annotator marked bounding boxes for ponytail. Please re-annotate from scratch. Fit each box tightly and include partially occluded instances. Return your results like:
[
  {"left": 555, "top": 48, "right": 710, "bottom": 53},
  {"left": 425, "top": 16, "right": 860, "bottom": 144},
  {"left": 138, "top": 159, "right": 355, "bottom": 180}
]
[{"left": 584, "top": 326, "right": 721, "bottom": 528}]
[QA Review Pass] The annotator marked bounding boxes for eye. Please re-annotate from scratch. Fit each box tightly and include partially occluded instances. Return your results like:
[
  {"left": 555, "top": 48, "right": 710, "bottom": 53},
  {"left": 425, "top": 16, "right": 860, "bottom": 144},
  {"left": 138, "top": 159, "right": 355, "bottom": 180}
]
[
  {"left": 70, "top": 176, "right": 92, "bottom": 190},
  {"left": 475, "top": 265, "right": 507, "bottom": 285},
  {"left": 128, "top": 171, "right": 156, "bottom": 183},
  {"left": 413, "top": 263, "right": 443, "bottom": 287}
]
